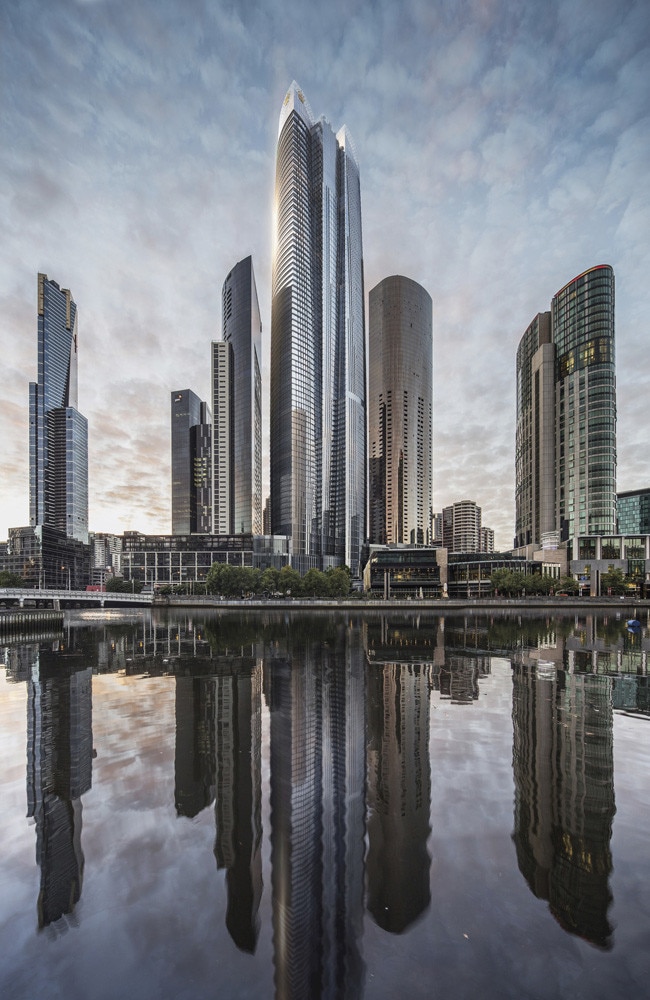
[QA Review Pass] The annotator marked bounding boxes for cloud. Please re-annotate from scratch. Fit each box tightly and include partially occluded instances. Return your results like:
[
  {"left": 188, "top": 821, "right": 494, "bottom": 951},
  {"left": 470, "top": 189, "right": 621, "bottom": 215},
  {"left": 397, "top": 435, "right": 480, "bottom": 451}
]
[{"left": 1, "top": 0, "right": 649, "bottom": 550}]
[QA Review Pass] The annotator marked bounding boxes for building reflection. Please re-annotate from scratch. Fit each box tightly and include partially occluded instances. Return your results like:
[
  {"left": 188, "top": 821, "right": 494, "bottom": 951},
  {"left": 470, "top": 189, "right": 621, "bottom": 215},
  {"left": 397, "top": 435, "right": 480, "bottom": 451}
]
[
  {"left": 173, "top": 653, "right": 264, "bottom": 954},
  {"left": 511, "top": 662, "right": 615, "bottom": 948},
  {"left": 25, "top": 647, "right": 93, "bottom": 929},
  {"left": 268, "top": 620, "right": 365, "bottom": 998},
  {"left": 213, "top": 659, "right": 263, "bottom": 954},
  {"left": 366, "top": 659, "right": 432, "bottom": 933}
]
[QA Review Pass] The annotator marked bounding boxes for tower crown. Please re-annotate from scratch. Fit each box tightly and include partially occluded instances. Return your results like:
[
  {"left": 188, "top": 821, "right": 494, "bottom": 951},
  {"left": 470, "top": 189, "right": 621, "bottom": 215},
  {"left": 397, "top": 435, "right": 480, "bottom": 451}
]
[{"left": 278, "top": 80, "right": 314, "bottom": 136}]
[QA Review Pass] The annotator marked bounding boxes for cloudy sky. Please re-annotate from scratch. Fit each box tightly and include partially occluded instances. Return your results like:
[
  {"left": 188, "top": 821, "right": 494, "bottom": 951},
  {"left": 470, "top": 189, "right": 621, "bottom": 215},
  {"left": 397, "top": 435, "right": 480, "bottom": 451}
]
[{"left": 1, "top": 0, "right": 649, "bottom": 550}]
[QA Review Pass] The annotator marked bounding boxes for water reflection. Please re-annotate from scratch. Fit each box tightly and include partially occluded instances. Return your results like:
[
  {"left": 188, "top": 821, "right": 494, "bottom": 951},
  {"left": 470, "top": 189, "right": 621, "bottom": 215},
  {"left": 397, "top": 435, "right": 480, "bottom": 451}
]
[
  {"left": 25, "top": 646, "right": 93, "bottom": 929},
  {"left": 2, "top": 609, "right": 649, "bottom": 992},
  {"left": 511, "top": 662, "right": 615, "bottom": 948}
]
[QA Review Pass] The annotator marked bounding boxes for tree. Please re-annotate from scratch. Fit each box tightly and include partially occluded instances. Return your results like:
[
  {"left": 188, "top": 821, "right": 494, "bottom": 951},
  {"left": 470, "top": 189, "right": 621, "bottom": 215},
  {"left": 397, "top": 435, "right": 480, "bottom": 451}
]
[
  {"left": 278, "top": 565, "right": 302, "bottom": 597},
  {"left": 259, "top": 567, "right": 280, "bottom": 595},
  {"left": 0, "top": 570, "right": 25, "bottom": 587},
  {"left": 106, "top": 577, "right": 142, "bottom": 593},
  {"left": 302, "top": 567, "right": 329, "bottom": 597},
  {"left": 600, "top": 565, "right": 627, "bottom": 596},
  {"left": 326, "top": 566, "right": 351, "bottom": 598}
]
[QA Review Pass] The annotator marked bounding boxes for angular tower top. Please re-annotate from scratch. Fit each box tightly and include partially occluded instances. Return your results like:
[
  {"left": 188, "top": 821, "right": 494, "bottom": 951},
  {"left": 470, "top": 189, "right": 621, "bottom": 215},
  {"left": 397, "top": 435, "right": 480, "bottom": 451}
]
[
  {"left": 336, "top": 124, "right": 360, "bottom": 171},
  {"left": 278, "top": 80, "right": 314, "bottom": 137}
]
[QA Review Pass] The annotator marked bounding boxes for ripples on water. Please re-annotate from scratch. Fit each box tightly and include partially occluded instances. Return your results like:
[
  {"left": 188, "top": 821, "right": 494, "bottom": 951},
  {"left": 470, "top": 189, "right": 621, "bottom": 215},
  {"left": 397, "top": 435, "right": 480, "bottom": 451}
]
[{"left": 1, "top": 610, "right": 649, "bottom": 999}]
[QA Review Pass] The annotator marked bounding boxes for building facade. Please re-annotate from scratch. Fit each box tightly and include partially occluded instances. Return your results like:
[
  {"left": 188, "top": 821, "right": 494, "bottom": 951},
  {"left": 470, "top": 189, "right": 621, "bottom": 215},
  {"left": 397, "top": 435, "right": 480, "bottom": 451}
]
[
  {"left": 368, "top": 276, "right": 433, "bottom": 547},
  {"left": 617, "top": 488, "right": 650, "bottom": 535},
  {"left": 515, "top": 265, "right": 616, "bottom": 547},
  {"left": 270, "top": 81, "right": 366, "bottom": 575},
  {"left": 221, "top": 256, "right": 263, "bottom": 536},
  {"left": 29, "top": 274, "right": 88, "bottom": 544},
  {"left": 442, "top": 500, "right": 482, "bottom": 553},
  {"left": 171, "top": 390, "right": 211, "bottom": 534}
]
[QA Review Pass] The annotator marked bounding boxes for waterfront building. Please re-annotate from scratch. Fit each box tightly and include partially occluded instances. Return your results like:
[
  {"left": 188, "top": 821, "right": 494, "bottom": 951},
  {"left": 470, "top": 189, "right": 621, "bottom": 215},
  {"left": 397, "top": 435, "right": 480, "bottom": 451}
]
[
  {"left": 171, "top": 390, "right": 211, "bottom": 534},
  {"left": 211, "top": 343, "right": 233, "bottom": 534},
  {"left": 368, "top": 276, "right": 433, "bottom": 547},
  {"left": 120, "top": 531, "right": 289, "bottom": 588},
  {"left": 617, "top": 488, "right": 650, "bottom": 535},
  {"left": 270, "top": 81, "right": 366, "bottom": 575},
  {"left": 29, "top": 274, "right": 88, "bottom": 544},
  {"left": 515, "top": 265, "right": 616, "bottom": 547},
  {"left": 442, "top": 500, "right": 482, "bottom": 553},
  {"left": 221, "top": 256, "right": 263, "bottom": 536},
  {"left": 3, "top": 524, "right": 90, "bottom": 589}
]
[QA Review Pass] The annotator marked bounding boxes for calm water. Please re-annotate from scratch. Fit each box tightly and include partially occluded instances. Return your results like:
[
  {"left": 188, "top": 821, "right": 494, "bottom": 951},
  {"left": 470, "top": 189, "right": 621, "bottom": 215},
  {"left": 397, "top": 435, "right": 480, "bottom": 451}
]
[{"left": 1, "top": 609, "right": 649, "bottom": 1000}]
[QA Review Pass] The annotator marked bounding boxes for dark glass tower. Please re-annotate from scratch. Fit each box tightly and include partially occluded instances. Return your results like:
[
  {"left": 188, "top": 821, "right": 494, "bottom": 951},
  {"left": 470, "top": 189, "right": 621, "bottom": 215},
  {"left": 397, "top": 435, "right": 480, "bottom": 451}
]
[
  {"left": 221, "top": 256, "right": 263, "bottom": 535},
  {"left": 171, "top": 390, "right": 211, "bottom": 534},
  {"left": 29, "top": 273, "right": 88, "bottom": 543},
  {"left": 270, "top": 81, "right": 366, "bottom": 574}
]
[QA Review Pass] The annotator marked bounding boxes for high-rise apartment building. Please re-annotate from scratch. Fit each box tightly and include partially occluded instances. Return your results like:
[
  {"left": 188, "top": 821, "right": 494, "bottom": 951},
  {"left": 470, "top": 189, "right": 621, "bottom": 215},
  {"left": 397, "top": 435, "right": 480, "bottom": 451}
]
[
  {"left": 270, "top": 81, "right": 366, "bottom": 574},
  {"left": 442, "top": 500, "right": 482, "bottom": 553},
  {"left": 171, "top": 390, "right": 211, "bottom": 534},
  {"left": 220, "top": 256, "right": 263, "bottom": 536},
  {"left": 29, "top": 273, "right": 88, "bottom": 543},
  {"left": 368, "top": 276, "right": 433, "bottom": 546},
  {"left": 515, "top": 265, "right": 616, "bottom": 547}
]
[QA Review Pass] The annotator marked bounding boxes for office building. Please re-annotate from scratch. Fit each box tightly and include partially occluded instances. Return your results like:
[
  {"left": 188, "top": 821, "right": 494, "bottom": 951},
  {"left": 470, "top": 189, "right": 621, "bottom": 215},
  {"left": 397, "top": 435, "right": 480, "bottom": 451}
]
[
  {"left": 270, "top": 81, "right": 366, "bottom": 574},
  {"left": 515, "top": 265, "right": 616, "bottom": 547},
  {"left": 368, "top": 276, "right": 433, "bottom": 546},
  {"left": 212, "top": 257, "right": 262, "bottom": 537},
  {"left": 442, "top": 499, "right": 481, "bottom": 553},
  {"left": 617, "top": 488, "right": 650, "bottom": 535},
  {"left": 170, "top": 389, "right": 211, "bottom": 534},
  {"left": 29, "top": 273, "right": 88, "bottom": 544}
]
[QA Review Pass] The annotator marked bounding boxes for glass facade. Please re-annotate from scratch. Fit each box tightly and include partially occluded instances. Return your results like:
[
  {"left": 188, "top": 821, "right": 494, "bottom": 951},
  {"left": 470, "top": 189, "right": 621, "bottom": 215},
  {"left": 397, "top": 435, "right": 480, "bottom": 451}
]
[
  {"left": 29, "top": 274, "right": 88, "bottom": 544},
  {"left": 617, "top": 488, "right": 650, "bottom": 535},
  {"left": 553, "top": 265, "right": 616, "bottom": 538},
  {"left": 368, "top": 276, "right": 432, "bottom": 547},
  {"left": 270, "top": 82, "right": 366, "bottom": 575},
  {"left": 515, "top": 266, "right": 616, "bottom": 548},
  {"left": 221, "top": 257, "right": 263, "bottom": 536},
  {"left": 514, "top": 312, "right": 553, "bottom": 548},
  {"left": 171, "top": 390, "right": 211, "bottom": 534}
]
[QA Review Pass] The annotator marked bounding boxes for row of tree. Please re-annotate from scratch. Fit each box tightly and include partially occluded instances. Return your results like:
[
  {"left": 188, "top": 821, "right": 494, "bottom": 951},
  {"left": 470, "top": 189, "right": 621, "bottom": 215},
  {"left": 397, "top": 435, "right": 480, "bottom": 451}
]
[
  {"left": 490, "top": 565, "right": 635, "bottom": 597},
  {"left": 489, "top": 569, "right": 579, "bottom": 597},
  {"left": 203, "top": 562, "right": 352, "bottom": 598}
]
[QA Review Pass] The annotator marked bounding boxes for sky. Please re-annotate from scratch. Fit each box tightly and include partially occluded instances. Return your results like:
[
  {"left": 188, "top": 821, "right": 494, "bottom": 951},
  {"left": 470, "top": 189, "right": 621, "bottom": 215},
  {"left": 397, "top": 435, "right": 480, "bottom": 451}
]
[{"left": 1, "top": 0, "right": 649, "bottom": 552}]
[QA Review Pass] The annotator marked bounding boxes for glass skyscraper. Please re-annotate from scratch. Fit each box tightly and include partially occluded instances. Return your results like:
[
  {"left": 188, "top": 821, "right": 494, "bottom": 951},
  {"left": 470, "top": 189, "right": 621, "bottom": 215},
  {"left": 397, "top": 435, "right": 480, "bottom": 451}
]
[
  {"left": 270, "top": 81, "right": 366, "bottom": 575},
  {"left": 220, "top": 256, "right": 263, "bottom": 536},
  {"left": 515, "top": 265, "right": 616, "bottom": 546},
  {"left": 368, "top": 276, "right": 433, "bottom": 546},
  {"left": 170, "top": 389, "right": 211, "bottom": 534},
  {"left": 29, "top": 273, "right": 88, "bottom": 544}
]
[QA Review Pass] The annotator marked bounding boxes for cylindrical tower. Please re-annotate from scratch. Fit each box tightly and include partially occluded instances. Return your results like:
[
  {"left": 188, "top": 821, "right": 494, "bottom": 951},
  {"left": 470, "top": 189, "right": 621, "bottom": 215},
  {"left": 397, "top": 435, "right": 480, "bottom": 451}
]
[{"left": 368, "top": 276, "right": 433, "bottom": 546}]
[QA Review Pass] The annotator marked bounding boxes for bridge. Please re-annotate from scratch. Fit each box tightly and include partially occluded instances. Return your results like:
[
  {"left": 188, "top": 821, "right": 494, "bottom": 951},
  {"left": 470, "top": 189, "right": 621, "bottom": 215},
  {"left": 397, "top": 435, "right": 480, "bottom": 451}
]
[{"left": 0, "top": 587, "right": 154, "bottom": 610}]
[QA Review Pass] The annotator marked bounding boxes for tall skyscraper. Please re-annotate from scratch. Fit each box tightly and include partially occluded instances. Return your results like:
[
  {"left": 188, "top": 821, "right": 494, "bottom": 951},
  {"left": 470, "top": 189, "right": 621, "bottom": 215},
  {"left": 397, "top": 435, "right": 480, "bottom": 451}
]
[
  {"left": 170, "top": 389, "right": 211, "bottom": 534},
  {"left": 270, "top": 81, "right": 366, "bottom": 574},
  {"left": 29, "top": 273, "right": 88, "bottom": 543},
  {"left": 218, "top": 256, "right": 263, "bottom": 536},
  {"left": 368, "top": 275, "right": 433, "bottom": 546},
  {"left": 515, "top": 265, "right": 616, "bottom": 547}
]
